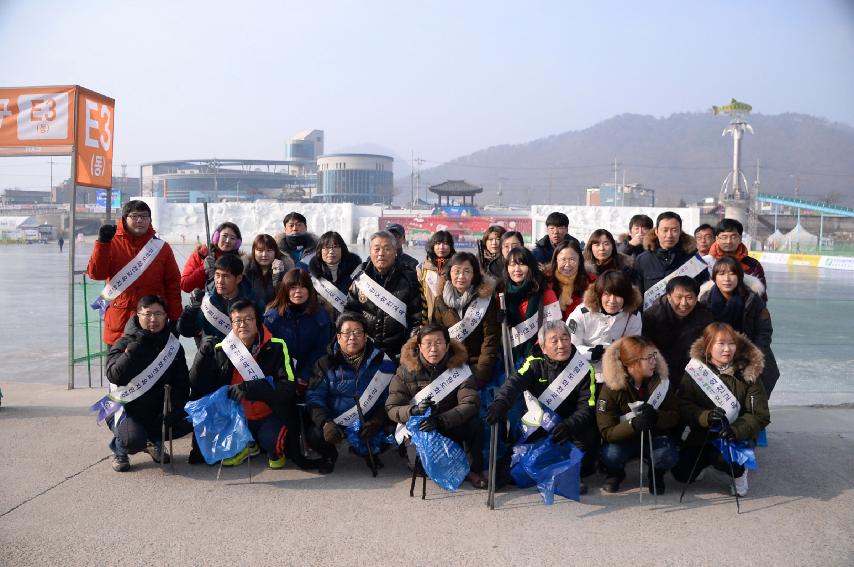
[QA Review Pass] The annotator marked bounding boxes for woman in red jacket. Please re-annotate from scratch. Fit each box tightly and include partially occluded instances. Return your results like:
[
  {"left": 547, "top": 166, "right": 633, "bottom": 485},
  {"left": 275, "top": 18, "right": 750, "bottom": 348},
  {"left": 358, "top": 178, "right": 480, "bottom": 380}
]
[
  {"left": 180, "top": 221, "right": 243, "bottom": 293},
  {"left": 546, "top": 238, "right": 595, "bottom": 320}
]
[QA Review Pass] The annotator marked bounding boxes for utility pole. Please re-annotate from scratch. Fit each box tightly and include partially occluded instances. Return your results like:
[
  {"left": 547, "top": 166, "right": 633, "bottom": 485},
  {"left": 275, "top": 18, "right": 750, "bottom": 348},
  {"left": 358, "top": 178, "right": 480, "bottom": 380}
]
[
  {"left": 613, "top": 158, "right": 619, "bottom": 207},
  {"left": 410, "top": 149, "right": 414, "bottom": 209}
]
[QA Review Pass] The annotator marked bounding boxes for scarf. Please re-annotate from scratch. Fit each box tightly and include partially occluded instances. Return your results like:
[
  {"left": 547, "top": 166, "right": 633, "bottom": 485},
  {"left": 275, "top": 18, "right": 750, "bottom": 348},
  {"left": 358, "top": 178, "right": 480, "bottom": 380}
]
[
  {"left": 442, "top": 281, "right": 475, "bottom": 318},
  {"left": 326, "top": 261, "right": 340, "bottom": 283},
  {"left": 709, "top": 285, "right": 745, "bottom": 331},
  {"left": 343, "top": 349, "right": 365, "bottom": 370},
  {"left": 553, "top": 271, "right": 577, "bottom": 311},
  {"left": 709, "top": 241, "right": 753, "bottom": 274},
  {"left": 482, "top": 248, "right": 499, "bottom": 263},
  {"left": 504, "top": 280, "right": 540, "bottom": 326}
]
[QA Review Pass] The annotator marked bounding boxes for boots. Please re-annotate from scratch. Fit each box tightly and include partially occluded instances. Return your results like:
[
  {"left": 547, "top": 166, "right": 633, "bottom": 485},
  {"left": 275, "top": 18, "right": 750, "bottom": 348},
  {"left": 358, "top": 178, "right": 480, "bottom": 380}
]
[
  {"left": 601, "top": 469, "right": 626, "bottom": 493},
  {"left": 649, "top": 467, "right": 666, "bottom": 495}
]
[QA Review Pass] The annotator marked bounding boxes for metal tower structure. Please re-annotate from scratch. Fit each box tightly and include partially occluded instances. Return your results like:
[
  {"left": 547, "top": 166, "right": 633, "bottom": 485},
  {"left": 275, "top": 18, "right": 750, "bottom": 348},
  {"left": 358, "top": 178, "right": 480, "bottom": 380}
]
[{"left": 713, "top": 99, "right": 753, "bottom": 227}]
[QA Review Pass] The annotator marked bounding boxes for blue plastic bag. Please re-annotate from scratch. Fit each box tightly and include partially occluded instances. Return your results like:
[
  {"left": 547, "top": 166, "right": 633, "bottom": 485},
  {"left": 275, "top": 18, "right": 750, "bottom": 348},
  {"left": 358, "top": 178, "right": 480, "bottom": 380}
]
[
  {"left": 407, "top": 409, "right": 470, "bottom": 492},
  {"left": 344, "top": 419, "right": 385, "bottom": 457},
  {"left": 712, "top": 438, "right": 758, "bottom": 470},
  {"left": 510, "top": 437, "right": 584, "bottom": 504},
  {"left": 184, "top": 386, "right": 254, "bottom": 465}
]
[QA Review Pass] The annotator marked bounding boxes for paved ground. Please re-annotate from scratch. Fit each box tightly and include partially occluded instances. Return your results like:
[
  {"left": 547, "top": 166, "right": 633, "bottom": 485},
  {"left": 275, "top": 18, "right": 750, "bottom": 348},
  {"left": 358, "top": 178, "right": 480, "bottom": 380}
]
[{"left": 1, "top": 382, "right": 852, "bottom": 566}]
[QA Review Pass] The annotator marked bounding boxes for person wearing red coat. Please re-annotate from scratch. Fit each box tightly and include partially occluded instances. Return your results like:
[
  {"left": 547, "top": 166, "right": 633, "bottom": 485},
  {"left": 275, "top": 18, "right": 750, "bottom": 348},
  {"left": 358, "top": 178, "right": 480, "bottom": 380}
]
[
  {"left": 87, "top": 201, "right": 182, "bottom": 345},
  {"left": 180, "top": 221, "right": 243, "bottom": 293}
]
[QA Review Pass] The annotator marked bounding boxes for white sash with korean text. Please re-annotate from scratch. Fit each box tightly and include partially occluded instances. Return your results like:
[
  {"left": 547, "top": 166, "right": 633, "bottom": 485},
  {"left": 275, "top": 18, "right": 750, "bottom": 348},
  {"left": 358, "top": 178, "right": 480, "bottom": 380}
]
[
  {"left": 620, "top": 378, "right": 671, "bottom": 422},
  {"left": 685, "top": 358, "right": 741, "bottom": 423},
  {"left": 202, "top": 295, "right": 232, "bottom": 336},
  {"left": 448, "top": 296, "right": 491, "bottom": 342},
  {"left": 333, "top": 356, "right": 395, "bottom": 428},
  {"left": 222, "top": 331, "right": 265, "bottom": 382},
  {"left": 355, "top": 273, "right": 407, "bottom": 327},
  {"left": 510, "top": 300, "right": 562, "bottom": 347},
  {"left": 90, "top": 333, "right": 180, "bottom": 423},
  {"left": 312, "top": 276, "right": 348, "bottom": 314},
  {"left": 91, "top": 238, "right": 166, "bottom": 316},
  {"left": 643, "top": 254, "right": 707, "bottom": 310},
  {"left": 538, "top": 351, "right": 591, "bottom": 411},
  {"left": 394, "top": 365, "right": 473, "bottom": 444},
  {"left": 424, "top": 270, "right": 440, "bottom": 297}
]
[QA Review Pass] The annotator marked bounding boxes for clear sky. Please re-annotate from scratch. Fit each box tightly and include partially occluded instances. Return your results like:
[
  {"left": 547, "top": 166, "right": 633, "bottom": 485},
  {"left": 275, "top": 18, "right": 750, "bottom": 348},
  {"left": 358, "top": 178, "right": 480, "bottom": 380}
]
[{"left": 1, "top": 0, "right": 852, "bottom": 190}]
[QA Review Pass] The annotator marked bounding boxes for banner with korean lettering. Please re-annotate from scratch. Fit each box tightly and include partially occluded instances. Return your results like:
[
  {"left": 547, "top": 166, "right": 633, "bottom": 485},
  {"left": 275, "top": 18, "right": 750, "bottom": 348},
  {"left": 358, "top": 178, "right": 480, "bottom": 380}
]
[
  {"left": 75, "top": 87, "right": 115, "bottom": 188},
  {"left": 0, "top": 86, "right": 76, "bottom": 155}
]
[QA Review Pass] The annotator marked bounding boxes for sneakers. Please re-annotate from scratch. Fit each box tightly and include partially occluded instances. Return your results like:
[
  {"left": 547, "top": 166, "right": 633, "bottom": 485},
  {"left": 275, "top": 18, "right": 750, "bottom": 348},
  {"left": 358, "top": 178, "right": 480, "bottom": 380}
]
[
  {"left": 267, "top": 455, "right": 287, "bottom": 470},
  {"left": 145, "top": 442, "right": 170, "bottom": 464},
  {"left": 601, "top": 470, "right": 626, "bottom": 494},
  {"left": 221, "top": 443, "right": 260, "bottom": 467},
  {"left": 731, "top": 470, "right": 749, "bottom": 497},
  {"left": 112, "top": 455, "right": 130, "bottom": 472}
]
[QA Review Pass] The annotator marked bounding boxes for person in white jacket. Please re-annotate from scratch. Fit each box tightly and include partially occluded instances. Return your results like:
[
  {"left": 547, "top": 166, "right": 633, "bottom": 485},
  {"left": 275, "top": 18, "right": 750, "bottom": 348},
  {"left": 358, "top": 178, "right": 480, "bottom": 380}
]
[{"left": 566, "top": 270, "right": 642, "bottom": 383}]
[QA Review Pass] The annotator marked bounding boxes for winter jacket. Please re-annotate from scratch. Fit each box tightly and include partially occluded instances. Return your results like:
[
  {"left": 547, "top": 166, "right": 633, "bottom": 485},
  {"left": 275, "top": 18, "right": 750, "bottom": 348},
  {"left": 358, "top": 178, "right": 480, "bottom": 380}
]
[
  {"left": 698, "top": 276, "right": 780, "bottom": 395},
  {"left": 243, "top": 255, "right": 294, "bottom": 307},
  {"left": 263, "top": 305, "right": 333, "bottom": 384},
  {"left": 180, "top": 246, "right": 243, "bottom": 293},
  {"left": 105, "top": 317, "right": 189, "bottom": 421},
  {"left": 705, "top": 242, "right": 768, "bottom": 296},
  {"left": 642, "top": 297, "right": 715, "bottom": 390},
  {"left": 584, "top": 253, "right": 636, "bottom": 284},
  {"left": 305, "top": 340, "right": 396, "bottom": 429},
  {"left": 678, "top": 333, "right": 770, "bottom": 447},
  {"left": 398, "top": 252, "right": 419, "bottom": 271},
  {"left": 430, "top": 276, "right": 500, "bottom": 388},
  {"left": 495, "top": 347, "right": 595, "bottom": 431},
  {"left": 189, "top": 326, "right": 296, "bottom": 422},
  {"left": 417, "top": 257, "right": 445, "bottom": 323},
  {"left": 545, "top": 269, "right": 597, "bottom": 321},
  {"left": 532, "top": 234, "right": 565, "bottom": 265},
  {"left": 597, "top": 337, "right": 679, "bottom": 443},
  {"left": 617, "top": 239, "right": 645, "bottom": 258},
  {"left": 634, "top": 230, "right": 709, "bottom": 294},
  {"left": 505, "top": 285, "right": 561, "bottom": 362},
  {"left": 176, "top": 278, "right": 262, "bottom": 341},
  {"left": 275, "top": 232, "right": 319, "bottom": 266},
  {"left": 87, "top": 222, "right": 182, "bottom": 345},
  {"left": 386, "top": 337, "right": 479, "bottom": 431},
  {"left": 566, "top": 285, "right": 643, "bottom": 378},
  {"left": 308, "top": 251, "right": 363, "bottom": 322},
  {"left": 344, "top": 258, "right": 423, "bottom": 359}
]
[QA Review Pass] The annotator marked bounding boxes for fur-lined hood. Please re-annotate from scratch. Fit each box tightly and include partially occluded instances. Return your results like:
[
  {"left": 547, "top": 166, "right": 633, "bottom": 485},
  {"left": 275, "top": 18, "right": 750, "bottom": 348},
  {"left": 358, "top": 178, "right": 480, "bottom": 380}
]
[
  {"left": 581, "top": 283, "right": 642, "bottom": 314},
  {"left": 688, "top": 331, "right": 765, "bottom": 383},
  {"left": 399, "top": 335, "right": 469, "bottom": 374},
  {"left": 436, "top": 272, "right": 497, "bottom": 300},
  {"left": 602, "top": 336, "right": 670, "bottom": 391},
  {"left": 643, "top": 229, "right": 697, "bottom": 254},
  {"left": 698, "top": 274, "right": 766, "bottom": 300}
]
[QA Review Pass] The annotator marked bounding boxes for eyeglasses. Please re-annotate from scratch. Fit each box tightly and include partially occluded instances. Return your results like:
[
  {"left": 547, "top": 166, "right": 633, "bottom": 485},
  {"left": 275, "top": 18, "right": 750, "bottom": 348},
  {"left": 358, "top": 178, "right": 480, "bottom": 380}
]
[
  {"left": 138, "top": 311, "right": 166, "bottom": 319},
  {"left": 337, "top": 330, "right": 365, "bottom": 338},
  {"left": 231, "top": 317, "right": 256, "bottom": 327},
  {"left": 420, "top": 341, "right": 446, "bottom": 351},
  {"left": 127, "top": 214, "right": 150, "bottom": 221},
  {"left": 716, "top": 234, "right": 740, "bottom": 242},
  {"left": 635, "top": 352, "right": 658, "bottom": 363},
  {"left": 450, "top": 268, "right": 474, "bottom": 277}
]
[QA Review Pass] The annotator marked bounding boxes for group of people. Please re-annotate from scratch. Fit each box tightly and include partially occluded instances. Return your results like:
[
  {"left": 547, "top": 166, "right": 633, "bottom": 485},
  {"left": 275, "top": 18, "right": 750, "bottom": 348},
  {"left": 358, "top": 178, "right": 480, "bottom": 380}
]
[{"left": 89, "top": 201, "right": 775, "bottom": 499}]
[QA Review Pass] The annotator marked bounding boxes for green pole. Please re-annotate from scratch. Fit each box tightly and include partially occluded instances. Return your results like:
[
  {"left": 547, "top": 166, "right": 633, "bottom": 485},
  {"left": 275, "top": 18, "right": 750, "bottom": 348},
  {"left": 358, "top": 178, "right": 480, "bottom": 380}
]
[{"left": 82, "top": 273, "right": 92, "bottom": 388}]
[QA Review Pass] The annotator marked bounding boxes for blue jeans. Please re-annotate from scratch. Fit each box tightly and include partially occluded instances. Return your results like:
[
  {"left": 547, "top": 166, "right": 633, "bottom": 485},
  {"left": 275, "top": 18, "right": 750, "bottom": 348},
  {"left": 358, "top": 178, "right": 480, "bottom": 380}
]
[{"left": 600, "top": 434, "right": 679, "bottom": 473}]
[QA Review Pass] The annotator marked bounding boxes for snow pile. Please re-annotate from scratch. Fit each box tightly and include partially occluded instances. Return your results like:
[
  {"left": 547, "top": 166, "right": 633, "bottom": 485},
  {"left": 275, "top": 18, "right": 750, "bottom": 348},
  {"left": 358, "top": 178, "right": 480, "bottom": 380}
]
[{"left": 530, "top": 205, "right": 701, "bottom": 242}]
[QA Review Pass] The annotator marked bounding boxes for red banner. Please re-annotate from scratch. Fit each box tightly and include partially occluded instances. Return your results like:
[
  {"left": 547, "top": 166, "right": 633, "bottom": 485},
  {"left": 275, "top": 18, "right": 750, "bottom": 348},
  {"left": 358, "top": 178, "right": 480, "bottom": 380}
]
[{"left": 382, "top": 214, "right": 532, "bottom": 249}]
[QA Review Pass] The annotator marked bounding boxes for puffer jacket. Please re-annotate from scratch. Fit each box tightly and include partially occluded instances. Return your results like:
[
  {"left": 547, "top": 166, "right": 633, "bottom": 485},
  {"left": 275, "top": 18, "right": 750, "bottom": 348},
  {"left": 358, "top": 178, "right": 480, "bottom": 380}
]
[
  {"left": 634, "top": 230, "right": 709, "bottom": 294},
  {"left": 430, "top": 276, "right": 500, "bottom": 388},
  {"left": 263, "top": 305, "right": 333, "bottom": 384},
  {"left": 176, "top": 278, "right": 261, "bottom": 341},
  {"left": 305, "top": 340, "right": 396, "bottom": 428},
  {"left": 344, "top": 258, "right": 423, "bottom": 359},
  {"left": 495, "top": 346, "right": 595, "bottom": 429},
  {"left": 385, "top": 337, "right": 479, "bottom": 431},
  {"left": 243, "top": 255, "right": 294, "bottom": 306},
  {"left": 678, "top": 333, "right": 770, "bottom": 447},
  {"left": 566, "top": 285, "right": 643, "bottom": 378},
  {"left": 275, "top": 232, "right": 319, "bottom": 266},
  {"left": 642, "top": 296, "right": 715, "bottom": 390},
  {"left": 308, "top": 251, "right": 362, "bottom": 317},
  {"left": 87, "top": 222, "right": 182, "bottom": 345},
  {"left": 532, "top": 235, "right": 556, "bottom": 265},
  {"left": 105, "top": 316, "right": 189, "bottom": 420},
  {"left": 597, "top": 337, "right": 679, "bottom": 443},
  {"left": 417, "top": 257, "right": 445, "bottom": 323},
  {"left": 189, "top": 325, "right": 296, "bottom": 422},
  {"left": 698, "top": 275, "right": 780, "bottom": 395}
]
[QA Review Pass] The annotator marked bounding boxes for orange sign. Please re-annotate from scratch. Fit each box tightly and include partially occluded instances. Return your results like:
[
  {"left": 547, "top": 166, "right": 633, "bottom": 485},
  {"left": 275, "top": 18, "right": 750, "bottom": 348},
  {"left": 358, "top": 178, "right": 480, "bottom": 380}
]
[
  {"left": 0, "top": 86, "right": 76, "bottom": 155},
  {"left": 75, "top": 87, "right": 115, "bottom": 188}
]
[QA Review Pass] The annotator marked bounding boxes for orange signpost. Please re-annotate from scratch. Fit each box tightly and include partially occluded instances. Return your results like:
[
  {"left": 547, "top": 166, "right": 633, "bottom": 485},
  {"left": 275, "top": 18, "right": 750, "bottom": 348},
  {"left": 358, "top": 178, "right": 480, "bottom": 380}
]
[{"left": 74, "top": 87, "right": 115, "bottom": 189}]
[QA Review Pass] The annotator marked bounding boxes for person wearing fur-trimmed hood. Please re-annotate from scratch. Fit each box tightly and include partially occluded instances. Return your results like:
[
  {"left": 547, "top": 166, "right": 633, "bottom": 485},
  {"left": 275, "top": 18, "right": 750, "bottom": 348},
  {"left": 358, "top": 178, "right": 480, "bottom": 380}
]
[
  {"left": 597, "top": 336, "right": 680, "bottom": 494},
  {"left": 634, "top": 211, "right": 709, "bottom": 295},
  {"left": 671, "top": 322, "right": 770, "bottom": 497}
]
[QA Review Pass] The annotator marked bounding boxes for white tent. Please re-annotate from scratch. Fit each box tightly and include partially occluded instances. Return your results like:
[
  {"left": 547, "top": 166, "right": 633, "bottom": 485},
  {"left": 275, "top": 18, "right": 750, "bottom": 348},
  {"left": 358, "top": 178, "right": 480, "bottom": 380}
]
[
  {"left": 781, "top": 224, "right": 818, "bottom": 252},
  {"left": 765, "top": 229, "right": 786, "bottom": 251}
]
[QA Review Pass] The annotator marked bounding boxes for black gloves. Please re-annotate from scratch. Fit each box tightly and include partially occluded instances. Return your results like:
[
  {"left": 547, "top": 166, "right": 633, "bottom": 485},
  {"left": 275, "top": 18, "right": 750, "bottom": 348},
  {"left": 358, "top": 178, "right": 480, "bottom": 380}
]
[
  {"left": 198, "top": 336, "right": 217, "bottom": 357},
  {"left": 486, "top": 398, "right": 510, "bottom": 425},
  {"left": 719, "top": 426, "right": 737, "bottom": 443},
  {"left": 410, "top": 398, "right": 433, "bottom": 417},
  {"left": 707, "top": 407, "right": 729, "bottom": 429},
  {"left": 227, "top": 383, "right": 246, "bottom": 402},
  {"left": 550, "top": 421, "right": 575, "bottom": 444},
  {"left": 631, "top": 403, "right": 658, "bottom": 431},
  {"left": 360, "top": 419, "right": 382, "bottom": 439},
  {"left": 323, "top": 421, "right": 345, "bottom": 444},
  {"left": 98, "top": 224, "right": 117, "bottom": 243},
  {"left": 203, "top": 254, "right": 216, "bottom": 278},
  {"left": 418, "top": 416, "right": 440, "bottom": 432},
  {"left": 189, "top": 288, "right": 205, "bottom": 309},
  {"left": 589, "top": 344, "right": 606, "bottom": 362}
]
